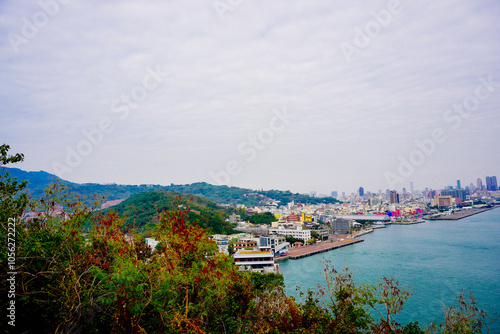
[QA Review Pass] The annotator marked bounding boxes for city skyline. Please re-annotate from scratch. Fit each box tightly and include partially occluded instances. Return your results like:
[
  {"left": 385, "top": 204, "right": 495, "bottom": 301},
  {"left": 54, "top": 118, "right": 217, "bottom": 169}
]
[{"left": 1, "top": 1, "right": 500, "bottom": 195}]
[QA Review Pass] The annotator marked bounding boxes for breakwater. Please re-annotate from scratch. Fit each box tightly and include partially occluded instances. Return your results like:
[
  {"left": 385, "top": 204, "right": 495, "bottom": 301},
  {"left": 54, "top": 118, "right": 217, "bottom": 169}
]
[{"left": 426, "top": 205, "right": 499, "bottom": 220}]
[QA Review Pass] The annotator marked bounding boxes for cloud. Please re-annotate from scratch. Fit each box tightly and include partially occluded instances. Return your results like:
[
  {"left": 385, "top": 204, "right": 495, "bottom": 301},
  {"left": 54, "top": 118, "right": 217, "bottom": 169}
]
[{"left": 1, "top": 0, "right": 499, "bottom": 194}]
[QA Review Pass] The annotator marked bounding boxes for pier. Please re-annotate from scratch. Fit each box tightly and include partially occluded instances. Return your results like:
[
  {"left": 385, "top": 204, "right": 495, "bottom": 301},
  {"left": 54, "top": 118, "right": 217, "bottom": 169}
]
[
  {"left": 281, "top": 238, "right": 364, "bottom": 260},
  {"left": 425, "top": 205, "right": 499, "bottom": 220}
]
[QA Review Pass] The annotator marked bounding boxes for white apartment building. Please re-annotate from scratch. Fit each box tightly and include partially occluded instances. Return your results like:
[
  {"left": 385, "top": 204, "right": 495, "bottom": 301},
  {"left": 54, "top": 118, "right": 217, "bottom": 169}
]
[
  {"left": 268, "top": 226, "right": 311, "bottom": 242},
  {"left": 233, "top": 249, "right": 278, "bottom": 273}
]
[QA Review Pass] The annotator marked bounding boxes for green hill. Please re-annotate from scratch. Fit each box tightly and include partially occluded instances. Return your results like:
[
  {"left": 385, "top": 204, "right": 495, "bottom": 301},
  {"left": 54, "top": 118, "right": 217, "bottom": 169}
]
[
  {"left": 101, "top": 189, "right": 235, "bottom": 234},
  {"left": 1, "top": 167, "right": 341, "bottom": 206}
]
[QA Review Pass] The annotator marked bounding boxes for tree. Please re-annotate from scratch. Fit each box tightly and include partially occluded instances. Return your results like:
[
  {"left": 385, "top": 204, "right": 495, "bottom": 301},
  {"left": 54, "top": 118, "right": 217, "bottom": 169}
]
[
  {"left": 0, "top": 144, "right": 28, "bottom": 222},
  {"left": 318, "top": 259, "right": 416, "bottom": 333},
  {"left": 285, "top": 235, "right": 303, "bottom": 245},
  {"left": 428, "top": 290, "right": 496, "bottom": 334},
  {"left": 307, "top": 238, "right": 317, "bottom": 244},
  {"left": 228, "top": 239, "right": 235, "bottom": 255}
]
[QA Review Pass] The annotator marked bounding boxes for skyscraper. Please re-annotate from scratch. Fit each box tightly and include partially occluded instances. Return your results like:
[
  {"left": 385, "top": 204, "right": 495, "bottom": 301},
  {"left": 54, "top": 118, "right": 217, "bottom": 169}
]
[
  {"left": 486, "top": 177, "right": 491, "bottom": 190},
  {"left": 477, "top": 178, "right": 483, "bottom": 191},
  {"left": 358, "top": 187, "right": 364, "bottom": 197},
  {"left": 457, "top": 180, "right": 461, "bottom": 189},
  {"left": 488, "top": 176, "right": 498, "bottom": 191},
  {"left": 389, "top": 190, "right": 399, "bottom": 204}
]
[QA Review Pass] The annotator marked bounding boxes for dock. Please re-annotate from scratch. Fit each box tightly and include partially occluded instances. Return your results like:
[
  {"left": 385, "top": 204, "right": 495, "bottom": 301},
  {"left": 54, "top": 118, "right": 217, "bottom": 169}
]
[
  {"left": 425, "top": 206, "right": 499, "bottom": 221},
  {"left": 284, "top": 238, "right": 364, "bottom": 260}
]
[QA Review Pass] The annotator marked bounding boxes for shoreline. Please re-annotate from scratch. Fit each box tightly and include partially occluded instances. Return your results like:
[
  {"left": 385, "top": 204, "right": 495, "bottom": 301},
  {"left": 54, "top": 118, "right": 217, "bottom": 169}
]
[
  {"left": 425, "top": 205, "right": 499, "bottom": 221},
  {"left": 275, "top": 206, "right": 499, "bottom": 263}
]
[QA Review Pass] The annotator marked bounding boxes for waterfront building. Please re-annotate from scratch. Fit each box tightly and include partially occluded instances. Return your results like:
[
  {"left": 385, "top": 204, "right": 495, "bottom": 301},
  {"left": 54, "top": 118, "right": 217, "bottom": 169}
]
[
  {"left": 234, "top": 238, "right": 258, "bottom": 251},
  {"left": 432, "top": 196, "right": 453, "bottom": 207},
  {"left": 331, "top": 219, "right": 351, "bottom": 234},
  {"left": 259, "top": 236, "right": 289, "bottom": 256},
  {"left": 233, "top": 249, "right": 277, "bottom": 273},
  {"left": 441, "top": 189, "right": 466, "bottom": 202},
  {"left": 269, "top": 226, "right": 311, "bottom": 242}
]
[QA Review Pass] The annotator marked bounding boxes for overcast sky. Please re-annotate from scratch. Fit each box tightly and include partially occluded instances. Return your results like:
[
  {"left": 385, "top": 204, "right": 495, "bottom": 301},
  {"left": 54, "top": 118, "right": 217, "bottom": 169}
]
[{"left": 1, "top": 0, "right": 499, "bottom": 195}]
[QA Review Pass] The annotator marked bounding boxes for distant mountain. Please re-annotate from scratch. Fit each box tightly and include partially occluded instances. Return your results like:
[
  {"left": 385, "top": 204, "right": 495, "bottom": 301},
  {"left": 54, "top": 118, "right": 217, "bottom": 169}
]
[
  {"left": 1, "top": 167, "right": 341, "bottom": 206},
  {"left": 0, "top": 167, "right": 164, "bottom": 201}
]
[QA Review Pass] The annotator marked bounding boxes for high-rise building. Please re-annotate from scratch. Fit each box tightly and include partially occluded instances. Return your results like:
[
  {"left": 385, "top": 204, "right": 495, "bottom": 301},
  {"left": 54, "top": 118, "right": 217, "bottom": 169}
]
[
  {"left": 487, "top": 176, "right": 498, "bottom": 191},
  {"left": 389, "top": 190, "right": 399, "bottom": 204},
  {"left": 331, "top": 191, "right": 338, "bottom": 198},
  {"left": 477, "top": 178, "right": 483, "bottom": 191},
  {"left": 441, "top": 189, "right": 466, "bottom": 202},
  {"left": 402, "top": 188, "right": 407, "bottom": 194},
  {"left": 457, "top": 180, "right": 461, "bottom": 189},
  {"left": 358, "top": 187, "right": 364, "bottom": 197}
]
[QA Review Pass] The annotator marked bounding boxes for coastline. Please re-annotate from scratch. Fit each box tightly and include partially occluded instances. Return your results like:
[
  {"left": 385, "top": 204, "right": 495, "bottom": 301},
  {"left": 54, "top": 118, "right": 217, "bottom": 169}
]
[
  {"left": 425, "top": 205, "right": 499, "bottom": 221},
  {"left": 275, "top": 206, "right": 499, "bottom": 263}
]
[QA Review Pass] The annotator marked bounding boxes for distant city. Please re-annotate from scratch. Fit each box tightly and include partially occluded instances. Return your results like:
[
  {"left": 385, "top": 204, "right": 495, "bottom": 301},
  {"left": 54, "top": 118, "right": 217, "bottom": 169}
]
[{"left": 317, "top": 175, "right": 498, "bottom": 203}]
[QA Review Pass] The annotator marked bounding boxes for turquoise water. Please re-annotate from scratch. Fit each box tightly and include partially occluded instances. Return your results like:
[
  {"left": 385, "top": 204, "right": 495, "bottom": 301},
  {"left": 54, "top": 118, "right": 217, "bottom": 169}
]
[{"left": 280, "top": 208, "right": 500, "bottom": 331}]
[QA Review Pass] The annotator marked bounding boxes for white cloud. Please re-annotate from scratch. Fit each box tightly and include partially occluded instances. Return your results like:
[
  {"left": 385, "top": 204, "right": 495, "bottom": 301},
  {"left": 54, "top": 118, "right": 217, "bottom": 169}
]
[{"left": 1, "top": 0, "right": 499, "bottom": 194}]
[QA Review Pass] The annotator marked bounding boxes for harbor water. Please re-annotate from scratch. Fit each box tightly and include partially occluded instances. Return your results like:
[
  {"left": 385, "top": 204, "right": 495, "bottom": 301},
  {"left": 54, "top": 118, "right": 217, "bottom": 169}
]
[{"left": 280, "top": 208, "right": 500, "bottom": 331}]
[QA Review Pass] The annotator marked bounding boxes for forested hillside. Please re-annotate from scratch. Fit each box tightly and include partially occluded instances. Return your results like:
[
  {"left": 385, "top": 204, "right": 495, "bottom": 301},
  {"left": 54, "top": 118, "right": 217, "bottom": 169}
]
[
  {"left": 100, "top": 190, "right": 236, "bottom": 234},
  {"left": 2, "top": 168, "right": 341, "bottom": 206}
]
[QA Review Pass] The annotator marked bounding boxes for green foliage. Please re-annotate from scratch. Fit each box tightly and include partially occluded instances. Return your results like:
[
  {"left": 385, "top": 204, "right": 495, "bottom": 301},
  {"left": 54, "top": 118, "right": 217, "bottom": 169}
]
[
  {"left": 244, "top": 212, "right": 277, "bottom": 225},
  {"left": 228, "top": 239, "right": 235, "bottom": 256},
  {"left": 0, "top": 145, "right": 28, "bottom": 223},
  {"left": 286, "top": 235, "right": 304, "bottom": 244},
  {"left": 100, "top": 189, "right": 236, "bottom": 234},
  {"left": 260, "top": 189, "right": 341, "bottom": 205},
  {"left": 2, "top": 168, "right": 341, "bottom": 207}
]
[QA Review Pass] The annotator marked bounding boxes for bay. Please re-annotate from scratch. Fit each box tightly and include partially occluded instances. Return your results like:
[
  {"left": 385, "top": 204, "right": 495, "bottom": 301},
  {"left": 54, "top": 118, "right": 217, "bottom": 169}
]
[{"left": 280, "top": 207, "right": 500, "bottom": 331}]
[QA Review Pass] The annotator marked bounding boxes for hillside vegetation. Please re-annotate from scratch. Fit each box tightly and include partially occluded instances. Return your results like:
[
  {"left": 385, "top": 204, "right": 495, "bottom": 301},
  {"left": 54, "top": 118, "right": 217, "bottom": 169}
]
[
  {"left": 2, "top": 167, "right": 341, "bottom": 206},
  {"left": 101, "top": 190, "right": 236, "bottom": 234}
]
